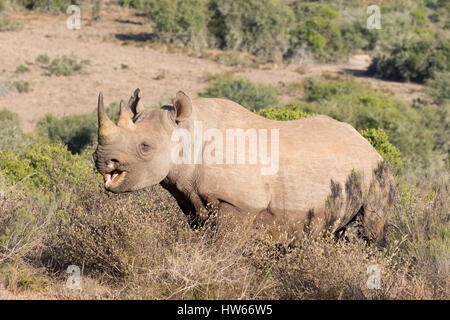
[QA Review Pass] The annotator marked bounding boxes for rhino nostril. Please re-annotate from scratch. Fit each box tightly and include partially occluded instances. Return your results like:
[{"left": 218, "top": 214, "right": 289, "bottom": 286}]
[{"left": 106, "top": 159, "right": 120, "bottom": 169}]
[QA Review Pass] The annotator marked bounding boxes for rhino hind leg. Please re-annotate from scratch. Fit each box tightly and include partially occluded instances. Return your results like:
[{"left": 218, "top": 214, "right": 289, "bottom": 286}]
[
  {"left": 334, "top": 162, "right": 396, "bottom": 244},
  {"left": 361, "top": 161, "right": 396, "bottom": 244}
]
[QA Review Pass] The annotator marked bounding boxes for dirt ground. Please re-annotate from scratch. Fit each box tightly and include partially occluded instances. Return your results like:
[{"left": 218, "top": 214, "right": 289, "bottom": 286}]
[{"left": 0, "top": 5, "right": 425, "bottom": 132}]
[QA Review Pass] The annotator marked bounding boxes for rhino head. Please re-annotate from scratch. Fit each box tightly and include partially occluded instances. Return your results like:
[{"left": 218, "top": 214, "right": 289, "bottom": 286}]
[{"left": 93, "top": 89, "right": 192, "bottom": 193}]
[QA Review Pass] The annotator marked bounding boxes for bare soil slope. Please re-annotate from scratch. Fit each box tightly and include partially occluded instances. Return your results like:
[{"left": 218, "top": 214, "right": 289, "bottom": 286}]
[{"left": 0, "top": 6, "right": 425, "bottom": 132}]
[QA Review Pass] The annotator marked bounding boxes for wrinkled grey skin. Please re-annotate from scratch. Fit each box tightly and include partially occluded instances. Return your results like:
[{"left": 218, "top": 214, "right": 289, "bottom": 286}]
[{"left": 93, "top": 89, "right": 393, "bottom": 240}]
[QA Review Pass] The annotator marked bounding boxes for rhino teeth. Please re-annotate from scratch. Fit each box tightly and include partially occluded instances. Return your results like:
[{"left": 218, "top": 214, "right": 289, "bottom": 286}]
[{"left": 103, "top": 170, "right": 123, "bottom": 188}]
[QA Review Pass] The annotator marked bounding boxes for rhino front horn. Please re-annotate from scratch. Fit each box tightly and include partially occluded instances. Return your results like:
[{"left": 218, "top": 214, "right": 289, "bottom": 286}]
[{"left": 98, "top": 92, "right": 119, "bottom": 143}]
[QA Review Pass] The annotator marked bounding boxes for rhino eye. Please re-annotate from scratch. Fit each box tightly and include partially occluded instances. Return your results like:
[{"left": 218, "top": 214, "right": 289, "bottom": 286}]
[{"left": 139, "top": 142, "right": 150, "bottom": 153}]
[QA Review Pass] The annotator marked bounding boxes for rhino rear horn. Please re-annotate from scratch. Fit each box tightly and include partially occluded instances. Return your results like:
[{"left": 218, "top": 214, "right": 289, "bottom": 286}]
[{"left": 118, "top": 99, "right": 135, "bottom": 131}]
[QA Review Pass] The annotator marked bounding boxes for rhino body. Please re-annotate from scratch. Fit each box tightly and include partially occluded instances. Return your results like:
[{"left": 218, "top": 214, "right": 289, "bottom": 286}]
[{"left": 94, "top": 90, "right": 394, "bottom": 241}]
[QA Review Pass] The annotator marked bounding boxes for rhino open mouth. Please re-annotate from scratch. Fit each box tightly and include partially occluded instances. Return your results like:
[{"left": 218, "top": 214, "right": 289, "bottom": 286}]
[{"left": 103, "top": 169, "right": 126, "bottom": 189}]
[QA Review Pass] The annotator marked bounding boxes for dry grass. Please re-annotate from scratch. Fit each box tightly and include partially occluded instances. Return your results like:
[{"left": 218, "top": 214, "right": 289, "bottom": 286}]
[{"left": 0, "top": 168, "right": 448, "bottom": 299}]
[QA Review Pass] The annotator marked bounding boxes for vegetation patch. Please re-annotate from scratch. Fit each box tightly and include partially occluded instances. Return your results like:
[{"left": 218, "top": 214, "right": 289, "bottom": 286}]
[
  {"left": 200, "top": 73, "right": 279, "bottom": 111},
  {"left": 35, "top": 54, "right": 50, "bottom": 65},
  {"left": 15, "top": 64, "right": 30, "bottom": 74},
  {"left": 13, "top": 80, "right": 31, "bottom": 93},
  {"left": 368, "top": 34, "right": 450, "bottom": 83},
  {"left": 46, "top": 55, "right": 85, "bottom": 76}
]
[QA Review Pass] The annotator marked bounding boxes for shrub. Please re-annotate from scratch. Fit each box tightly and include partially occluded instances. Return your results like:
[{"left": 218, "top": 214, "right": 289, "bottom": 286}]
[
  {"left": 144, "top": 0, "right": 209, "bottom": 48},
  {"left": 0, "top": 109, "right": 30, "bottom": 152},
  {"left": 270, "top": 231, "right": 419, "bottom": 299},
  {"left": 361, "top": 128, "right": 403, "bottom": 170},
  {"left": 200, "top": 74, "right": 279, "bottom": 111},
  {"left": 368, "top": 35, "right": 450, "bottom": 83},
  {"left": 36, "top": 102, "right": 119, "bottom": 153},
  {"left": 1, "top": 108, "right": 449, "bottom": 299},
  {"left": 425, "top": 71, "right": 450, "bottom": 104},
  {"left": 16, "top": 0, "right": 84, "bottom": 12},
  {"left": 46, "top": 55, "right": 84, "bottom": 76},
  {"left": 35, "top": 53, "right": 50, "bottom": 64},
  {"left": 387, "top": 179, "right": 450, "bottom": 297},
  {"left": 36, "top": 114, "right": 97, "bottom": 154},
  {"left": 288, "top": 3, "right": 346, "bottom": 62},
  {"left": 13, "top": 80, "right": 31, "bottom": 93},
  {"left": 256, "top": 104, "right": 311, "bottom": 121},
  {"left": 208, "top": 0, "right": 294, "bottom": 62},
  {"left": 15, "top": 64, "right": 30, "bottom": 73},
  {"left": 0, "top": 141, "right": 97, "bottom": 193}
]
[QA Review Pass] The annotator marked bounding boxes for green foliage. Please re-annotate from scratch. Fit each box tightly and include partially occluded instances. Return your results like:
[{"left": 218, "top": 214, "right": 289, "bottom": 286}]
[
  {"left": 361, "top": 128, "right": 403, "bottom": 169},
  {"left": 46, "top": 55, "right": 84, "bottom": 76},
  {"left": 14, "top": 0, "right": 97, "bottom": 12},
  {"left": 35, "top": 53, "right": 50, "bottom": 64},
  {"left": 36, "top": 103, "right": 119, "bottom": 154},
  {"left": 256, "top": 104, "right": 311, "bottom": 121},
  {"left": 368, "top": 35, "right": 450, "bottom": 83},
  {"left": 0, "top": 109, "right": 30, "bottom": 152},
  {"left": 425, "top": 71, "right": 450, "bottom": 104},
  {"left": 208, "top": 0, "right": 294, "bottom": 62},
  {"left": 119, "top": 0, "right": 141, "bottom": 8},
  {"left": 15, "top": 64, "right": 30, "bottom": 73},
  {"left": 288, "top": 3, "right": 349, "bottom": 62},
  {"left": 145, "top": 0, "right": 209, "bottom": 48},
  {"left": 13, "top": 80, "right": 31, "bottom": 93},
  {"left": 119, "top": 0, "right": 449, "bottom": 65},
  {"left": 200, "top": 74, "right": 279, "bottom": 111},
  {"left": 36, "top": 113, "right": 97, "bottom": 154},
  {"left": 0, "top": 141, "right": 95, "bottom": 192},
  {"left": 304, "top": 77, "right": 356, "bottom": 102}
]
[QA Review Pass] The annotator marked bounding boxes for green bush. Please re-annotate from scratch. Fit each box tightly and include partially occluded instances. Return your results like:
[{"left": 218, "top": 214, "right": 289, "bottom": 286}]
[
  {"left": 0, "top": 141, "right": 97, "bottom": 193},
  {"left": 35, "top": 53, "right": 50, "bottom": 64},
  {"left": 36, "top": 102, "right": 119, "bottom": 153},
  {"left": 144, "top": 0, "right": 209, "bottom": 48},
  {"left": 368, "top": 35, "right": 450, "bottom": 83},
  {"left": 255, "top": 104, "right": 311, "bottom": 121},
  {"left": 15, "top": 0, "right": 92, "bottom": 12},
  {"left": 304, "top": 77, "right": 356, "bottom": 102},
  {"left": 200, "top": 74, "right": 279, "bottom": 111},
  {"left": 36, "top": 113, "right": 97, "bottom": 154},
  {"left": 425, "top": 71, "right": 450, "bottom": 104},
  {"left": 361, "top": 128, "right": 403, "bottom": 169},
  {"left": 46, "top": 55, "right": 84, "bottom": 76},
  {"left": 289, "top": 3, "right": 346, "bottom": 62},
  {"left": 0, "top": 109, "right": 30, "bottom": 152},
  {"left": 15, "top": 64, "right": 30, "bottom": 73},
  {"left": 13, "top": 80, "right": 31, "bottom": 93},
  {"left": 208, "top": 0, "right": 293, "bottom": 62}
]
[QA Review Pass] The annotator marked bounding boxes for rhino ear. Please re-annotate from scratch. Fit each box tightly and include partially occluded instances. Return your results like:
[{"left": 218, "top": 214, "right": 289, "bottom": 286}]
[
  {"left": 173, "top": 91, "right": 192, "bottom": 122},
  {"left": 128, "top": 88, "right": 145, "bottom": 118}
]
